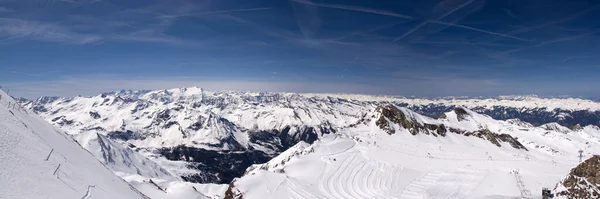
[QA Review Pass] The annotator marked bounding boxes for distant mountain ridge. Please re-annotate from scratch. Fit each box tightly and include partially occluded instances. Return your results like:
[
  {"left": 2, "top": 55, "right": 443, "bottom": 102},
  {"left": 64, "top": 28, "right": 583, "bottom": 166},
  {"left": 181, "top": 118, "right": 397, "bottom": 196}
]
[{"left": 21, "top": 91, "right": 600, "bottom": 128}]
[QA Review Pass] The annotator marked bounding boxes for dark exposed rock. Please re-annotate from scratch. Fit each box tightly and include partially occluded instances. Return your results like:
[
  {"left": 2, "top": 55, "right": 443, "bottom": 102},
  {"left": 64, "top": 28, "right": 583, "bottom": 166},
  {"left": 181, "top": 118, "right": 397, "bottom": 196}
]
[
  {"left": 51, "top": 116, "right": 74, "bottom": 126},
  {"left": 453, "top": 107, "right": 469, "bottom": 121},
  {"left": 107, "top": 130, "right": 146, "bottom": 141},
  {"left": 556, "top": 155, "right": 600, "bottom": 198},
  {"left": 462, "top": 129, "right": 527, "bottom": 150},
  {"left": 89, "top": 111, "right": 101, "bottom": 119},
  {"left": 495, "top": 133, "right": 527, "bottom": 150},
  {"left": 157, "top": 146, "right": 272, "bottom": 184},
  {"left": 376, "top": 105, "right": 446, "bottom": 136},
  {"left": 83, "top": 126, "right": 106, "bottom": 131},
  {"left": 376, "top": 105, "right": 526, "bottom": 150},
  {"left": 223, "top": 180, "right": 243, "bottom": 199},
  {"left": 571, "top": 124, "right": 583, "bottom": 131}
]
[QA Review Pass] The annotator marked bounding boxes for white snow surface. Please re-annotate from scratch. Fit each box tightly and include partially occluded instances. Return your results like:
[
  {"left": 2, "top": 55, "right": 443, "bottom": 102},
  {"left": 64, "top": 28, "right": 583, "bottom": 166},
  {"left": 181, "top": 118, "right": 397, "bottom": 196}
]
[
  {"left": 118, "top": 172, "right": 227, "bottom": 199},
  {"left": 0, "top": 90, "right": 148, "bottom": 199},
  {"left": 230, "top": 107, "right": 600, "bottom": 199}
]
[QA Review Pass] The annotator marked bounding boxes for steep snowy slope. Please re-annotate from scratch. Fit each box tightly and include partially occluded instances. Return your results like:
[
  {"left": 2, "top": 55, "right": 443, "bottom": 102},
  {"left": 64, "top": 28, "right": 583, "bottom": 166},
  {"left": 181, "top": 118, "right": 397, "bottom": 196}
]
[
  {"left": 226, "top": 106, "right": 600, "bottom": 199},
  {"left": 0, "top": 90, "right": 148, "bottom": 199}
]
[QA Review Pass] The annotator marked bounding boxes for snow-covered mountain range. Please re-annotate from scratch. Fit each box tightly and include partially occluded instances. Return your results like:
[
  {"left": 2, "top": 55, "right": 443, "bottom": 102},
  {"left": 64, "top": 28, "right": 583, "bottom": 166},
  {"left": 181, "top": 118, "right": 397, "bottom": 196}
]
[{"left": 15, "top": 87, "right": 600, "bottom": 198}]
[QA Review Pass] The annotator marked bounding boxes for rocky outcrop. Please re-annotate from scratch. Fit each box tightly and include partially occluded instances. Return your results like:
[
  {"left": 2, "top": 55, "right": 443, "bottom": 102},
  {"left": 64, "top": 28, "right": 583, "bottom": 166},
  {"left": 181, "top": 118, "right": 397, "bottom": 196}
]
[
  {"left": 378, "top": 105, "right": 526, "bottom": 150},
  {"left": 376, "top": 105, "right": 446, "bottom": 136},
  {"left": 223, "top": 180, "right": 243, "bottom": 199},
  {"left": 454, "top": 129, "right": 527, "bottom": 150},
  {"left": 453, "top": 107, "right": 469, "bottom": 121},
  {"left": 555, "top": 155, "right": 600, "bottom": 198}
]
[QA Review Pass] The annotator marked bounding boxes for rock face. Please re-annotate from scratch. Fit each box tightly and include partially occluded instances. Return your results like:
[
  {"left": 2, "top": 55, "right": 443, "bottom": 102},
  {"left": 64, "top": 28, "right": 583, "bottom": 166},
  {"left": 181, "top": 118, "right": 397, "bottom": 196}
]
[
  {"left": 376, "top": 105, "right": 447, "bottom": 136},
  {"left": 376, "top": 105, "right": 527, "bottom": 150},
  {"left": 223, "top": 180, "right": 243, "bottom": 199},
  {"left": 555, "top": 155, "right": 600, "bottom": 198}
]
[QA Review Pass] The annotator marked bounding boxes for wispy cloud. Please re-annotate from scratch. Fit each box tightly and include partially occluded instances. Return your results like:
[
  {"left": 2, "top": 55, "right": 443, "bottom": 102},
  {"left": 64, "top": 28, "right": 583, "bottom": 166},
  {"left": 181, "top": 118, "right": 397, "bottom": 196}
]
[
  {"left": 410, "top": 41, "right": 523, "bottom": 47},
  {"left": 427, "top": 20, "right": 531, "bottom": 41},
  {"left": 501, "top": 8, "right": 520, "bottom": 20},
  {"left": 434, "top": 0, "right": 475, "bottom": 20},
  {"left": 499, "top": 30, "right": 600, "bottom": 55},
  {"left": 290, "top": 1, "right": 321, "bottom": 39},
  {"left": 291, "top": 0, "right": 528, "bottom": 43},
  {"left": 156, "top": 7, "right": 271, "bottom": 19},
  {"left": 391, "top": 21, "right": 428, "bottom": 43},
  {"left": 58, "top": 0, "right": 102, "bottom": 4},
  {"left": 289, "top": 0, "right": 413, "bottom": 19},
  {"left": 0, "top": 18, "right": 102, "bottom": 44},
  {"left": 493, "top": 5, "right": 599, "bottom": 41},
  {"left": 0, "top": 6, "right": 13, "bottom": 12},
  {"left": 1, "top": 76, "right": 388, "bottom": 98},
  {"left": 0, "top": 75, "right": 530, "bottom": 98}
]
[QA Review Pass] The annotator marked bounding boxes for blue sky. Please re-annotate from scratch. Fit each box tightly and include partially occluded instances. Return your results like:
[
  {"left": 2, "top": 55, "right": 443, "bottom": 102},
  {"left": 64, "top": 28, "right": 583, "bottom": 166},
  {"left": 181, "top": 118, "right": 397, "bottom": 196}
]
[{"left": 1, "top": 0, "right": 600, "bottom": 98}]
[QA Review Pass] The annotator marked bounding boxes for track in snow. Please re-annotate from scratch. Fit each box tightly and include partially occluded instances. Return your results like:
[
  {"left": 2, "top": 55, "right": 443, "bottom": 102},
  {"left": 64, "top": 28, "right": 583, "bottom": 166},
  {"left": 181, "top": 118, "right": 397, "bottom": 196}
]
[
  {"left": 81, "top": 185, "right": 95, "bottom": 199},
  {"left": 305, "top": 152, "right": 490, "bottom": 199}
]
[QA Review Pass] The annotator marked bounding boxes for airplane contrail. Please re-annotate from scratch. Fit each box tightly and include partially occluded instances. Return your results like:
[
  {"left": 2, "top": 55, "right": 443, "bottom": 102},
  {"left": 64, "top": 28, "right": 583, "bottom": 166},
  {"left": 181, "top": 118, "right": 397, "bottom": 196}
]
[
  {"left": 157, "top": 8, "right": 271, "bottom": 19},
  {"left": 411, "top": 41, "right": 522, "bottom": 47},
  {"left": 391, "top": 21, "right": 429, "bottom": 43},
  {"left": 291, "top": 0, "right": 529, "bottom": 42},
  {"left": 501, "top": 30, "right": 599, "bottom": 55},
  {"left": 428, "top": 20, "right": 531, "bottom": 41},
  {"left": 390, "top": 0, "right": 475, "bottom": 43},
  {"left": 436, "top": 0, "right": 475, "bottom": 20},
  {"left": 495, "top": 5, "right": 598, "bottom": 41},
  {"left": 289, "top": 0, "right": 413, "bottom": 20}
]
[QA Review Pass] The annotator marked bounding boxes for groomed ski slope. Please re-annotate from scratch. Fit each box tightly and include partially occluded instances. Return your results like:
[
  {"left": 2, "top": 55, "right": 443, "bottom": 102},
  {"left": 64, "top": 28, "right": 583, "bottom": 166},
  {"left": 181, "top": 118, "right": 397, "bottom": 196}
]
[
  {"left": 233, "top": 109, "right": 600, "bottom": 198},
  {"left": 236, "top": 135, "right": 571, "bottom": 198},
  {"left": 0, "top": 90, "right": 148, "bottom": 199}
]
